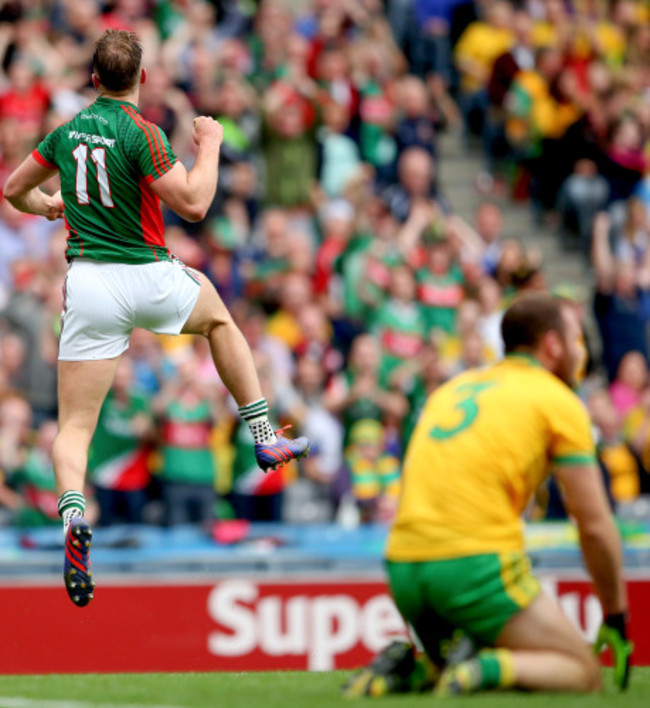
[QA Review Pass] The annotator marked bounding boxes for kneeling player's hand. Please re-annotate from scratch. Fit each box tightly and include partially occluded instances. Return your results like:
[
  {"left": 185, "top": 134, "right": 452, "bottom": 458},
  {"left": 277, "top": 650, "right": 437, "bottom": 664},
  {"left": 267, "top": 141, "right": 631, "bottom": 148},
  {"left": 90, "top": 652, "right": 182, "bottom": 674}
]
[{"left": 593, "top": 613, "right": 633, "bottom": 690}]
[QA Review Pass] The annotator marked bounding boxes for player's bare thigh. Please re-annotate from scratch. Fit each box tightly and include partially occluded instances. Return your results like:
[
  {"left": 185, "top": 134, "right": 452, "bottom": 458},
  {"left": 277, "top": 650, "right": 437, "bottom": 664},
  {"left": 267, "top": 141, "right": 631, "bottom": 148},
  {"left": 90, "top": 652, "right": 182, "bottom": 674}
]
[
  {"left": 181, "top": 271, "right": 233, "bottom": 337},
  {"left": 58, "top": 358, "right": 121, "bottom": 431},
  {"left": 495, "top": 591, "right": 601, "bottom": 685}
]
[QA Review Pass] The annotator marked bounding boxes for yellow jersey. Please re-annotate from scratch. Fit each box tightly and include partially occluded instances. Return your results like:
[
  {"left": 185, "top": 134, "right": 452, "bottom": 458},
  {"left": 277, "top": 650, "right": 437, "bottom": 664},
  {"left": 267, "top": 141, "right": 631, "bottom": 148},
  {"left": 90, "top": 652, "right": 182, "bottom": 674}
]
[
  {"left": 454, "top": 23, "right": 515, "bottom": 92},
  {"left": 599, "top": 442, "right": 639, "bottom": 502},
  {"left": 386, "top": 354, "right": 595, "bottom": 561}
]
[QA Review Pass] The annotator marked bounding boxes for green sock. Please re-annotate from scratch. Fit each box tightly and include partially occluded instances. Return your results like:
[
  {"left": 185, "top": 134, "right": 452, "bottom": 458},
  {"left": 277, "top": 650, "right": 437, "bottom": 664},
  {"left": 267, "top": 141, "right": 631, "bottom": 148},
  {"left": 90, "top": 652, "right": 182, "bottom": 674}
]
[
  {"left": 58, "top": 490, "right": 85, "bottom": 517},
  {"left": 476, "top": 649, "right": 516, "bottom": 690},
  {"left": 58, "top": 490, "right": 86, "bottom": 533}
]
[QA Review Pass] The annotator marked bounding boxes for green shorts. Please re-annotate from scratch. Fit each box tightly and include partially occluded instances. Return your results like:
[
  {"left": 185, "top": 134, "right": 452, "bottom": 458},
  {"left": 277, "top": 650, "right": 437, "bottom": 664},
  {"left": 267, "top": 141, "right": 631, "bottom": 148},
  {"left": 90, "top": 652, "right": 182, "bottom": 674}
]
[{"left": 386, "top": 552, "right": 540, "bottom": 664}]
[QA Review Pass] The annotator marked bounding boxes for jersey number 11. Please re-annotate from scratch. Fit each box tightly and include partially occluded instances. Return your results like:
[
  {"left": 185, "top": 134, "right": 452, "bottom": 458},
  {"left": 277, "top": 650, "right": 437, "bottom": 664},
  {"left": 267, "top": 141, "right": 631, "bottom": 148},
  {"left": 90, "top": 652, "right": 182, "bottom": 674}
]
[{"left": 72, "top": 143, "right": 114, "bottom": 208}]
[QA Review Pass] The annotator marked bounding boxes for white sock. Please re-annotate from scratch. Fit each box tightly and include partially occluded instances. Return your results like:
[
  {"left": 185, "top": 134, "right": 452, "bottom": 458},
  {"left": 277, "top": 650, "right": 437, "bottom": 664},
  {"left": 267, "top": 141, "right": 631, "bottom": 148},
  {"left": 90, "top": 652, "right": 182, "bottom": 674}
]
[
  {"left": 238, "top": 398, "right": 278, "bottom": 444},
  {"left": 61, "top": 507, "right": 84, "bottom": 536}
]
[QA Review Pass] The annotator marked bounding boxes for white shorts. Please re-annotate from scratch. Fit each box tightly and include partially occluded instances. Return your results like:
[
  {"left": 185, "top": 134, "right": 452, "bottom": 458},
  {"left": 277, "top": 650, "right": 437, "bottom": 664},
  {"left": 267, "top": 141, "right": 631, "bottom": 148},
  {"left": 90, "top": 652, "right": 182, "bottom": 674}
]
[{"left": 59, "top": 258, "right": 201, "bottom": 361}]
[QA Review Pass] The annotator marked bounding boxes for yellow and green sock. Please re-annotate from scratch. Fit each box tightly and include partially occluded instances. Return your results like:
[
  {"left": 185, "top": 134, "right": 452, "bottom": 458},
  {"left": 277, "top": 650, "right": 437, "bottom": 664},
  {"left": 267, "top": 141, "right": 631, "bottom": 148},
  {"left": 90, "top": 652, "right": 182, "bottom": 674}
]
[{"left": 475, "top": 649, "right": 516, "bottom": 690}]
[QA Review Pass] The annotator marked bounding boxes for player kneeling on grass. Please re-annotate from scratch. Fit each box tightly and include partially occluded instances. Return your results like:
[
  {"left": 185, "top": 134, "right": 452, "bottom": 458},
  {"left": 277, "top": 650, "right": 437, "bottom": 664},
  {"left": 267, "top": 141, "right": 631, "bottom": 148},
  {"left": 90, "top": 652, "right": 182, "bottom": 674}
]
[
  {"left": 3, "top": 29, "right": 309, "bottom": 609},
  {"left": 344, "top": 293, "right": 632, "bottom": 697}
]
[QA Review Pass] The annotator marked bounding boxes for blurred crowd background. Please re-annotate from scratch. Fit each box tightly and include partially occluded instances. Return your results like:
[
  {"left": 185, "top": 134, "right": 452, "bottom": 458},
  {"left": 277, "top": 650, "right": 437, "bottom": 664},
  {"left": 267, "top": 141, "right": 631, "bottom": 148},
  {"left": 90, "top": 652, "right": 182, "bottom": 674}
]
[{"left": 0, "top": 0, "right": 649, "bottom": 531}]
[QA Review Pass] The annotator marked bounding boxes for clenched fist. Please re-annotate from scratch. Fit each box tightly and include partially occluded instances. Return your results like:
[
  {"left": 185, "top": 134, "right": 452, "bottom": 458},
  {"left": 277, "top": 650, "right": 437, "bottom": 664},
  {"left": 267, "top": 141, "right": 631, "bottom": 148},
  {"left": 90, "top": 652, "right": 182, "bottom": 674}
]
[
  {"left": 192, "top": 116, "right": 224, "bottom": 148},
  {"left": 45, "top": 190, "right": 65, "bottom": 221}
]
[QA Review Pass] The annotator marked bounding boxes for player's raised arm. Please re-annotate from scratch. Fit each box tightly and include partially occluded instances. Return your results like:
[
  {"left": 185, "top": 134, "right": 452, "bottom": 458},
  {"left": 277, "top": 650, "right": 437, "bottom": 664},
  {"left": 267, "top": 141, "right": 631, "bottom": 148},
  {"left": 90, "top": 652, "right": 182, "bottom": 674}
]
[
  {"left": 4, "top": 155, "right": 64, "bottom": 221},
  {"left": 148, "top": 116, "right": 223, "bottom": 223}
]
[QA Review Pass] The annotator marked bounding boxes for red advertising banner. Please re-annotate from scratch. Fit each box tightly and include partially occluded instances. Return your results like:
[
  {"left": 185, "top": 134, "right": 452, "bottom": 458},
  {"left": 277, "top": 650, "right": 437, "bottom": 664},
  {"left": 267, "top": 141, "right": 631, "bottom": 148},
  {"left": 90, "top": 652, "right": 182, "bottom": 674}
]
[{"left": 0, "top": 576, "right": 648, "bottom": 674}]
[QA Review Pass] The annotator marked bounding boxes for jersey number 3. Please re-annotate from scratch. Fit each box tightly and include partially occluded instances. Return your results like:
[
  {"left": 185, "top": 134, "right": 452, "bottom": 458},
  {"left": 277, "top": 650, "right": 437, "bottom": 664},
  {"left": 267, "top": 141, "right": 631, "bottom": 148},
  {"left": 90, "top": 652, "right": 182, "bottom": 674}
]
[
  {"left": 430, "top": 381, "right": 496, "bottom": 440},
  {"left": 72, "top": 143, "right": 114, "bottom": 208}
]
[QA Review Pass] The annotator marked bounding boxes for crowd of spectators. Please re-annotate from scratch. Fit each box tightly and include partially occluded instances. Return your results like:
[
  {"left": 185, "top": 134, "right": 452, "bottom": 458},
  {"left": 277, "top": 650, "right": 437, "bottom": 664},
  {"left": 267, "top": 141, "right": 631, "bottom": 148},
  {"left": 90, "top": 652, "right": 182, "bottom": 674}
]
[{"left": 0, "top": 0, "right": 649, "bottom": 532}]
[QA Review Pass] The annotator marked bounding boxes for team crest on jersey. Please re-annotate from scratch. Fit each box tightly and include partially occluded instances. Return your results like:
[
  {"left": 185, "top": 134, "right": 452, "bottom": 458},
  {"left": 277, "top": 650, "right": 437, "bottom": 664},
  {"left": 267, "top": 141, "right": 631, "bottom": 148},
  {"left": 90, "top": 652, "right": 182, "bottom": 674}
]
[{"left": 81, "top": 113, "right": 109, "bottom": 125}]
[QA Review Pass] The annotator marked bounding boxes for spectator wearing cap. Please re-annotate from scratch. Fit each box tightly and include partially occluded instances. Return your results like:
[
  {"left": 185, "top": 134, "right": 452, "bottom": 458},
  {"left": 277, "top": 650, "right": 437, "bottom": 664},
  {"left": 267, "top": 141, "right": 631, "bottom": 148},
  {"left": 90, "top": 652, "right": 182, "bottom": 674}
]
[{"left": 344, "top": 418, "right": 400, "bottom": 524}]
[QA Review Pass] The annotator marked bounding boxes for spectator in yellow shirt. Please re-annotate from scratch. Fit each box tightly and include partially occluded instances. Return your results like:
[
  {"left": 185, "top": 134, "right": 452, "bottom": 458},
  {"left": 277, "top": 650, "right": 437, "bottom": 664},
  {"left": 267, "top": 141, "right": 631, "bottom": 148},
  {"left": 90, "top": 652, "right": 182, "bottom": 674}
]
[
  {"left": 344, "top": 419, "right": 400, "bottom": 523},
  {"left": 454, "top": 1, "right": 515, "bottom": 137}
]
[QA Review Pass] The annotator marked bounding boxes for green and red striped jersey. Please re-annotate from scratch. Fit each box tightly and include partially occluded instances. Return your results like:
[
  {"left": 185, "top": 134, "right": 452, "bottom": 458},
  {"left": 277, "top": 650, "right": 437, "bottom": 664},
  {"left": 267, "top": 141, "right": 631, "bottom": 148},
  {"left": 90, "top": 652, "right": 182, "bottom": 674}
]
[{"left": 33, "top": 96, "right": 178, "bottom": 264}]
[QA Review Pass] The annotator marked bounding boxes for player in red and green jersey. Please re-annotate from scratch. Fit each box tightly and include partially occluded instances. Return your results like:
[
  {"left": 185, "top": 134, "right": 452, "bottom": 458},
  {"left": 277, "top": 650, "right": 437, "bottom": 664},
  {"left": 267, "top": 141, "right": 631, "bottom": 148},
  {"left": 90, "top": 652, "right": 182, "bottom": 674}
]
[
  {"left": 32, "top": 93, "right": 177, "bottom": 264},
  {"left": 4, "top": 29, "right": 309, "bottom": 609}
]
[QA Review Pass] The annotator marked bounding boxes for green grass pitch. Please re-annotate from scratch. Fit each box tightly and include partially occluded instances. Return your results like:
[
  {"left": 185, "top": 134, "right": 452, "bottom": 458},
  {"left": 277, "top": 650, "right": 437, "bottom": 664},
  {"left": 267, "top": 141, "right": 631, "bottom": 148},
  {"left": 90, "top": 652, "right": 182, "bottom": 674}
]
[{"left": 0, "top": 669, "right": 648, "bottom": 707}]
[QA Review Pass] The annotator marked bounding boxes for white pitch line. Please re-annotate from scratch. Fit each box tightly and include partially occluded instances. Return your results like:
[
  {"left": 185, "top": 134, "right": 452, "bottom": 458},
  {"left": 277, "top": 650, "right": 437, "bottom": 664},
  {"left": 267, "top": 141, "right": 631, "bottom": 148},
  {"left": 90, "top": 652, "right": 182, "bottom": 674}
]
[{"left": 0, "top": 698, "right": 182, "bottom": 708}]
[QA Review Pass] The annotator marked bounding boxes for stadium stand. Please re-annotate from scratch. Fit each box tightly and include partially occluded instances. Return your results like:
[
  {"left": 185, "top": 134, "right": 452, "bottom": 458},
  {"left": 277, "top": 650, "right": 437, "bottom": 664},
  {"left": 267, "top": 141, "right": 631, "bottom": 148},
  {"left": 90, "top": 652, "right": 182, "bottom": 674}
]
[{"left": 0, "top": 0, "right": 648, "bottom": 537}]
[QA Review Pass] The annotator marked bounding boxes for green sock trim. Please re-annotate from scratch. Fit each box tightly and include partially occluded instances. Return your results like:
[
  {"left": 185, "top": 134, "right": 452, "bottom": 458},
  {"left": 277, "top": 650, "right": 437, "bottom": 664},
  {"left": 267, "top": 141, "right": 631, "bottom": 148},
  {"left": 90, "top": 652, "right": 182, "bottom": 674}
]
[
  {"left": 58, "top": 491, "right": 86, "bottom": 516},
  {"left": 238, "top": 398, "right": 268, "bottom": 420}
]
